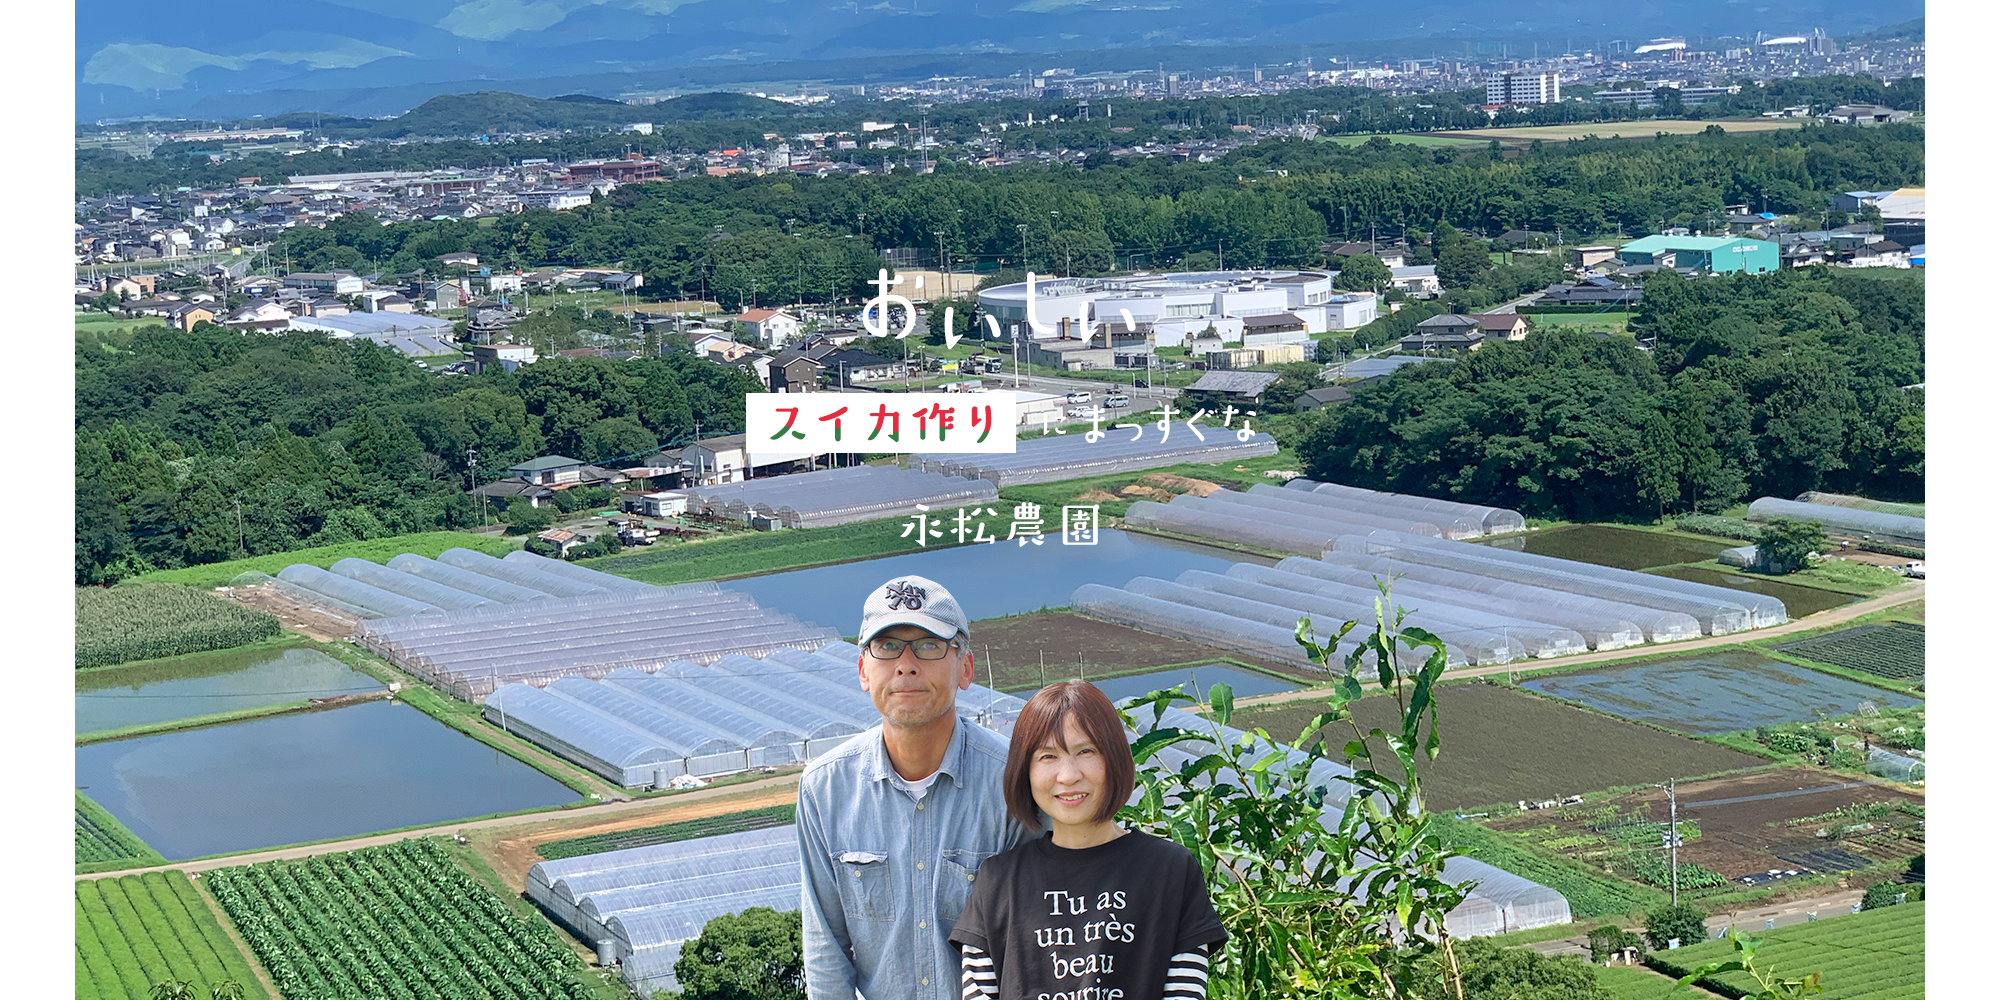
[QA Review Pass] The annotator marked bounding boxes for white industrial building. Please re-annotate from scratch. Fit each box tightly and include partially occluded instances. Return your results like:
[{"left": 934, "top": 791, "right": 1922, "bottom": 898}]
[
  {"left": 1485, "top": 71, "right": 1562, "bottom": 106},
  {"left": 975, "top": 270, "right": 1369, "bottom": 351}
]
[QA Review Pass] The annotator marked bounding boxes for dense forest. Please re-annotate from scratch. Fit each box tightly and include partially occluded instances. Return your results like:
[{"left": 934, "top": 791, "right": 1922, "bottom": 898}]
[
  {"left": 1298, "top": 268, "right": 1925, "bottom": 520},
  {"left": 251, "top": 123, "right": 1922, "bottom": 311},
  {"left": 75, "top": 74, "right": 1922, "bottom": 198},
  {"left": 74, "top": 328, "right": 760, "bottom": 584}
]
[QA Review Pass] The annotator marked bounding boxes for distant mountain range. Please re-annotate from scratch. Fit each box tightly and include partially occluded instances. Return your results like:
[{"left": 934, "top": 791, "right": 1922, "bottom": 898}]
[{"left": 77, "top": 1, "right": 1922, "bottom": 122}]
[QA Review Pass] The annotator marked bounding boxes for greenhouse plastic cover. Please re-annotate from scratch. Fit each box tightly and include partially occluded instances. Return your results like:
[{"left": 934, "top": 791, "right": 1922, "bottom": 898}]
[
  {"left": 684, "top": 465, "right": 1000, "bottom": 528},
  {"left": 1254, "top": 483, "right": 1485, "bottom": 539},
  {"left": 1123, "top": 499, "right": 1351, "bottom": 558},
  {"left": 1268, "top": 557, "right": 1603, "bottom": 656},
  {"left": 1331, "top": 530, "right": 1782, "bottom": 635},
  {"left": 1187, "top": 567, "right": 1529, "bottom": 665},
  {"left": 275, "top": 563, "right": 441, "bottom": 619},
  {"left": 1747, "top": 497, "right": 1925, "bottom": 548},
  {"left": 1295, "top": 552, "right": 1651, "bottom": 651},
  {"left": 912, "top": 429, "right": 1278, "bottom": 488},
  {"left": 1720, "top": 545, "right": 1761, "bottom": 568},
  {"left": 331, "top": 557, "right": 496, "bottom": 611},
  {"left": 1285, "top": 478, "right": 1528, "bottom": 535}
]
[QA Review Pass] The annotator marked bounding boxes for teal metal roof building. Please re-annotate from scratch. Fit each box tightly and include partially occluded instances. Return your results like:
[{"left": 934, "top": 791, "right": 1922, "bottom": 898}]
[{"left": 1617, "top": 235, "right": 1778, "bottom": 274}]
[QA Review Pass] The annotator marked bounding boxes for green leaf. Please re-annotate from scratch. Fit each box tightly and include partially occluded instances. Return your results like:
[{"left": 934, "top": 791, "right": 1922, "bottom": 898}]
[{"left": 1209, "top": 681, "right": 1235, "bottom": 727}]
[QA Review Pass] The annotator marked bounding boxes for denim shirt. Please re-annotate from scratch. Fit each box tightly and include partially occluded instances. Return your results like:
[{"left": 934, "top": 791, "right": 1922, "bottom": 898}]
[{"left": 798, "top": 718, "right": 1032, "bottom": 1000}]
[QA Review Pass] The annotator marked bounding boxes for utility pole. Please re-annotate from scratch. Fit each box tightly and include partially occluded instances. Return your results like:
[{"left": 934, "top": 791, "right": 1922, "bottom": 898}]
[
  {"left": 466, "top": 446, "right": 487, "bottom": 528},
  {"left": 1668, "top": 777, "right": 1680, "bottom": 906}
]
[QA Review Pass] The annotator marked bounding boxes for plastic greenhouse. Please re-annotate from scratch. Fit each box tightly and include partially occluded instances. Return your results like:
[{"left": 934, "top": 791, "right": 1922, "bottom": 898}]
[
  {"left": 1189, "top": 567, "right": 1535, "bottom": 664},
  {"left": 1719, "top": 545, "right": 1762, "bottom": 569},
  {"left": 436, "top": 547, "right": 613, "bottom": 598},
  {"left": 1252, "top": 483, "right": 1486, "bottom": 539},
  {"left": 1747, "top": 497, "right": 1926, "bottom": 549},
  {"left": 1070, "top": 583, "right": 1338, "bottom": 671},
  {"left": 275, "top": 564, "right": 441, "bottom": 619},
  {"left": 505, "top": 549, "right": 657, "bottom": 591},
  {"left": 1122, "top": 499, "right": 1350, "bottom": 558},
  {"left": 1285, "top": 478, "right": 1528, "bottom": 535},
  {"left": 684, "top": 465, "right": 1001, "bottom": 528},
  {"left": 1330, "top": 531, "right": 1783, "bottom": 635},
  {"left": 385, "top": 553, "right": 556, "bottom": 604},
  {"left": 913, "top": 430, "right": 1279, "bottom": 487},
  {"left": 1867, "top": 748, "right": 1925, "bottom": 782},
  {"left": 330, "top": 557, "right": 497, "bottom": 611},
  {"left": 1267, "top": 558, "right": 1606, "bottom": 655},
  {"left": 1295, "top": 553, "right": 1651, "bottom": 650}
]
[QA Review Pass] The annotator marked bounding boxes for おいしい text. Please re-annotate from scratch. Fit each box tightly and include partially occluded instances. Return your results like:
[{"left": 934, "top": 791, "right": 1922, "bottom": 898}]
[{"left": 746, "top": 392, "right": 1017, "bottom": 456}]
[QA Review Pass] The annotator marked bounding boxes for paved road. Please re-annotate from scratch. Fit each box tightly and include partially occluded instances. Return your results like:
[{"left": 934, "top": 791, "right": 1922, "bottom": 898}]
[
  {"left": 1233, "top": 581, "right": 1924, "bottom": 710},
  {"left": 75, "top": 771, "right": 804, "bottom": 881}
]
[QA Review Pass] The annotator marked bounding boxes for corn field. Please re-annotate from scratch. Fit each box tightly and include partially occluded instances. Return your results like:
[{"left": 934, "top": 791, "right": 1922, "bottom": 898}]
[{"left": 76, "top": 584, "right": 281, "bottom": 669}]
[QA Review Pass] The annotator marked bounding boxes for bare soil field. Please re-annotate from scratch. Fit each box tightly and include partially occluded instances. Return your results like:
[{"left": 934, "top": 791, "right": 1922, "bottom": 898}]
[
  {"left": 1438, "top": 119, "right": 1805, "bottom": 142},
  {"left": 968, "top": 611, "right": 1325, "bottom": 690},
  {"left": 1231, "top": 682, "right": 1767, "bottom": 810},
  {"left": 220, "top": 583, "right": 358, "bottom": 642},
  {"left": 1487, "top": 767, "right": 1923, "bottom": 883},
  {"left": 475, "top": 782, "right": 801, "bottom": 892}
]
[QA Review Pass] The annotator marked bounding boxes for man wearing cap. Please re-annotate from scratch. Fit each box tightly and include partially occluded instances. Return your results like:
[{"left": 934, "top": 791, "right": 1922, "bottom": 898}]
[{"left": 797, "top": 575, "right": 1033, "bottom": 1000}]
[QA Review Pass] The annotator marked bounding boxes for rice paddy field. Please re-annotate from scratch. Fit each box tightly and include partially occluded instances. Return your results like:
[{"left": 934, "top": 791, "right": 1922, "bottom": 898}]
[{"left": 1518, "top": 651, "right": 1921, "bottom": 735}]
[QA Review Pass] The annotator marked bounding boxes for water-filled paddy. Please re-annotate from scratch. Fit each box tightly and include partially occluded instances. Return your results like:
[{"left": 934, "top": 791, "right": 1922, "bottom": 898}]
[
  {"left": 76, "top": 645, "right": 382, "bottom": 734},
  {"left": 1520, "top": 650, "right": 1919, "bottom": 734},
  {"left": 75, "top": 700, "right": 578, "bottom": 859}
]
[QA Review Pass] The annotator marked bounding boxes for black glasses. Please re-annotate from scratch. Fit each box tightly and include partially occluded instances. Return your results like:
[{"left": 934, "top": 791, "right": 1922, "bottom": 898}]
[{"left": 866, "top": 636, "right": 960, "bottom": 660}]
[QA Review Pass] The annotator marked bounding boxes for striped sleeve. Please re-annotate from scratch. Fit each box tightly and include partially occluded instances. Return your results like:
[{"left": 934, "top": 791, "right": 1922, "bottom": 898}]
[
  {"left": 960, "top": 943, "right": 999, "bottom": 999},
  {"left": 1163, "top": 943, "right": 1211, "bottom": 998}
]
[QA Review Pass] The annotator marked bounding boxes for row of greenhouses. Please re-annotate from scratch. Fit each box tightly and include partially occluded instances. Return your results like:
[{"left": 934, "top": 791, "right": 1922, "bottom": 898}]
[
  {"left": 1282, "top": 478, "right": 1528, "bottom": 536},
  {"left": 484, "top": 640, "right": 1025, "bottom": 787},
  {"left": 683, "top": 465, "right": 1000, "bottom": 528},
  {"left": 272, "top": 549, "right": 840, "bottom": 698},
  {"left": 911, "top": 430, "right": 1280, "bottom": 487},
  {"left": 1073, "top": 530, "right": 1789, "bottom": 670},
  {"left": 1748, "top": 496, "right": 1926, "bottom": 549},
  {"left": 530, "top": 694, "right": 1569, "bottom": 995}
]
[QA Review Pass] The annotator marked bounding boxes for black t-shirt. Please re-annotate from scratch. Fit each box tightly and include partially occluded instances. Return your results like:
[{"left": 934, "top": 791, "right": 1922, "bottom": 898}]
[{"left": 949, "top": 829, "right": 1227, "bottom": 1000}]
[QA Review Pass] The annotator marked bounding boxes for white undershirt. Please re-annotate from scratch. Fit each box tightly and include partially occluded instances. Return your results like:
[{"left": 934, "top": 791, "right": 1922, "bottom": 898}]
[{"left": 890, "top": 769, "right": 942, "bottom": 803}]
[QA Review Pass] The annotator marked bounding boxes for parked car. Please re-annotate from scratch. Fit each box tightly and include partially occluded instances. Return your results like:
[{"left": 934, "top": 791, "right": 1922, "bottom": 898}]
[
  {"left": 1900, "top": 561, "right": 1926, "bottom": 578},
  {"left": 1132, "top": 379, "right": 1150, "bottom": 388},
  {"left": 1104, "top": 393, "right": 1131, "bottom": 408},
  {"left": 1064, "top": 406, "right": 1096, "bottom": 419},
  {"left": 1065, "top": 391, "right": 1093, "bottom": 404}
]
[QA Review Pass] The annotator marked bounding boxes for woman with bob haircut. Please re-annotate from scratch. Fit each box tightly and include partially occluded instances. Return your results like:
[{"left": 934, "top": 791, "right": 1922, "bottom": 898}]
[{"left": 949, "top": 680, "right": 1226, "bottom": 1000}]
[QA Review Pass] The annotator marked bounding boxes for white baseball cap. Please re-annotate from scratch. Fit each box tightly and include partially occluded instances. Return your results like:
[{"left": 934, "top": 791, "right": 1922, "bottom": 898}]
[{"left": 858, "top": 575, "right": 971, "bottom": 645}]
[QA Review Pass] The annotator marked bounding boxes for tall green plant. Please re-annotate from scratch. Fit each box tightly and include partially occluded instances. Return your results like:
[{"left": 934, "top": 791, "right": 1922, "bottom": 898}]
[{"left": 1117, "top": 583, "right": 1470, "bottom": 1000}]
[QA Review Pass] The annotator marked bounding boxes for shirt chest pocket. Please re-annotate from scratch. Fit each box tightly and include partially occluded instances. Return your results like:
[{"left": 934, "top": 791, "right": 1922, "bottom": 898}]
[
  {"left": 833, "top": 850, "right": 894, "bottom": 923},
  {"left": 936, "top": 849, "right": 995, "bottom": 925}
]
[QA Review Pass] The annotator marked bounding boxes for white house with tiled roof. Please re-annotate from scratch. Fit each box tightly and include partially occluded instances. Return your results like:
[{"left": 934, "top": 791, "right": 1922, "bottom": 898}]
[{"left": 734, "top": 308, "right": 800, "bottom": 348}]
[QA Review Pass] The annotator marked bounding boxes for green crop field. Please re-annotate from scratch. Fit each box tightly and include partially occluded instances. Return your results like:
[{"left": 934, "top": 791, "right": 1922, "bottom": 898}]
[
  {"left": 1592, "top": 964, "right": 1684, "bottom": 999},
  {"left": 127, "top": 531, "right": 524, "bottom": 589},
  {"left": 1776, "top": 623, "right": 1925, "bottom": 681},
  {"left": 76, "top": 793, "right": 163, "bottom": 869},
  {"left": 1647, "top": 901, "right": 1924, "bottom": 999},
  {"left": 207, "top": 838, "right": 595, "bottom": 1000},
  {"left": 76, "top": 584, "right": 282, "bottom": 669},
  {"left": 539, "top": 803, "right": 797, "bottom": 860},
  {"left": 76, "top": 872, "right": 273, "bottom": 1000},
  {"left": 1437, "top": 816, "right": 1667, "bottom": 919}
]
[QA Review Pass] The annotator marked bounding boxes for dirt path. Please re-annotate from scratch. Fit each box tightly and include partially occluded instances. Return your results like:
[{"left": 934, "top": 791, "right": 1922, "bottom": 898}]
[
  {"left": 76, "top": 772, "right": 803, "bottom": 882},
  {"left": 482, "top": 783, "right": 801, "bottom": 893},
  {"left": 1529, "top": 886, "right": 1870, "bottom": 958},
  {"left": 186, "top": 873, "right": 284, "bottom": 999},
  {"left": 1234, "top": 582, "right": 1925, "bottom": 710}
]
